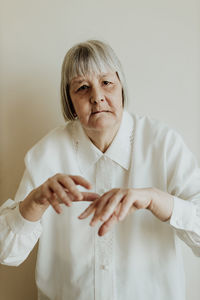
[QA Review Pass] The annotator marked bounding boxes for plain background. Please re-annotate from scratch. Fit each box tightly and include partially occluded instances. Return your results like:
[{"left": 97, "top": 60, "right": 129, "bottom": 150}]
[{"left": 0, "top": 0, "right": 200, "bottom": 299}]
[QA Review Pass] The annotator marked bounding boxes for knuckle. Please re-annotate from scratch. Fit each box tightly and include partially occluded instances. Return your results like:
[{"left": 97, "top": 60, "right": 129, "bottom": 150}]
[
  {"left": 58, "top": 190, "right": 65, "bottom": 198},
  {"left": 54, "top": 186, "right": 62, "bottom": 195},
  {"left": 63, "top": 176, "right": 72, "bottom": 186},
  {"left": 63, "top": 174, "right": 69, "bottom": 180},
  {"left": 40, "top": 185, "right": 46, "bottom": 195},
  {"left": 40, "top": 197, "right": 47, "bottom": 203},
  {"left": 55, "top": 173, "right": 62, "bottom": 177},
  {"left": 47, "top": 177, "right": 54, "bottom": 185},
  {"left": 41, "top": 187, "right": 50, "bottom": 199},
  {"left": 115, "top": 188, "right": 124, "bottom": 197},
  {"left": 68, "top": 185, "right": 77, "bottom": 192}
]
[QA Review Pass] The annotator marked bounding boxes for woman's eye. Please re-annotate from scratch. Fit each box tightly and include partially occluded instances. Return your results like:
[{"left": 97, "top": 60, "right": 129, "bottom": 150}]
[
  {"left": 77, "top": 85, "right": 89, "bottom": 92},
  {"left": 103, "top": 81, "right": 110, "bottom": 85}
]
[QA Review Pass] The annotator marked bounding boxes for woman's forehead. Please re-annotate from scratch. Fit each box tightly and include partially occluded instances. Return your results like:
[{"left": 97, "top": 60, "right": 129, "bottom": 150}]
[
  {"left": 70, "top": 71, "right": 116, "bottom": 84},
  {"left": 68, "top": 57, "right": 115, "bottom": 82}
]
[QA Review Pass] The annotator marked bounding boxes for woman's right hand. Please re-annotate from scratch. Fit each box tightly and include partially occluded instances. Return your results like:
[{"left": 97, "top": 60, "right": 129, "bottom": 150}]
[{"left": 19, "top": 174, "right": 99, "bottom": 222}]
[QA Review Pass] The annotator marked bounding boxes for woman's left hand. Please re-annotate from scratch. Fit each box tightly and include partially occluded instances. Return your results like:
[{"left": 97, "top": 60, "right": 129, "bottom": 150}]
[{"left": 78, "top": 187, "right": 174, "bottom": 236}]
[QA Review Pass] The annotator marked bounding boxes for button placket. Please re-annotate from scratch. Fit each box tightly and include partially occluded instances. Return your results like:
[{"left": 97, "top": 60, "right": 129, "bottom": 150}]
[{"left": 94, "top": 157, "right": 114, "bottom": 300}]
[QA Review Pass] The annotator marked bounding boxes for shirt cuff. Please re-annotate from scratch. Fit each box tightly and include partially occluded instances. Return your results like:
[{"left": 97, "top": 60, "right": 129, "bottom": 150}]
[
  {"left": 169, "top": 196, "right": 196, "bottom": 231},
  {"left": 6, "top": 203, "right": 42, "bottom": 235}
]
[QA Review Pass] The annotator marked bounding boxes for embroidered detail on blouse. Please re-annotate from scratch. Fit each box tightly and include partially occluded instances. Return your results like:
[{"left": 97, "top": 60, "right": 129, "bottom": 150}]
[{"left": 97, "top": 228, "right": 114, "bottom": 267}]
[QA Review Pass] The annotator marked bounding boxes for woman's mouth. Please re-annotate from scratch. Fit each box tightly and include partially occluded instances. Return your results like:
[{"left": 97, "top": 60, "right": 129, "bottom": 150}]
[{"left": 92, "top": 110, "right": 109, "bottom": 115}]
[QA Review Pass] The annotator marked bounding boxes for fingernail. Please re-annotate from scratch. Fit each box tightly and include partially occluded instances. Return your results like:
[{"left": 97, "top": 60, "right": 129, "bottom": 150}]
[{"left": 78, "top": 212, "right": 86, "bottom": 219}]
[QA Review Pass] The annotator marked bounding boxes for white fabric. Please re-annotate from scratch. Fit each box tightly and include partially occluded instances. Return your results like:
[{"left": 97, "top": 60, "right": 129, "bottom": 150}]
[{"left": 0, "top": 111, "right": 200, "bottom": 300}]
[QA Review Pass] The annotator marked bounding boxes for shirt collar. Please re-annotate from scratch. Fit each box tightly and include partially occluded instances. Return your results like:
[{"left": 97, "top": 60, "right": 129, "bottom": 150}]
[
  {"left": 73, "top": 110, "right": 134, "bottom": 173},
  {"left": 104, "top": 111, "right": 134, "bottom": 170}
]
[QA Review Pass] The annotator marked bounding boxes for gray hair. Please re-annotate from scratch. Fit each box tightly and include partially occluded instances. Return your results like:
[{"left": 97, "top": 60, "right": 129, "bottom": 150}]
[{"left": 60, "top": 40, "right": 128, "bottom": 121}]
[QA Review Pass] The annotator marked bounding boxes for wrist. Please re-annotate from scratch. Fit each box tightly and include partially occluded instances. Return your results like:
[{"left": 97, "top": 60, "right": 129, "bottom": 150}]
[
  {"left": 19, "top": 191, "right": 49, "bottom": 222},
  {"left": 149, "top": 188, "right": 174, "bottom": 222}
]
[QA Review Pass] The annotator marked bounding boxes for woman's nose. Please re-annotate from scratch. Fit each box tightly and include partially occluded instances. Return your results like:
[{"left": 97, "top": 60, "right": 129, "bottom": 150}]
[{"left": 90, "top": 86, "right": 104, "bottom": 104}]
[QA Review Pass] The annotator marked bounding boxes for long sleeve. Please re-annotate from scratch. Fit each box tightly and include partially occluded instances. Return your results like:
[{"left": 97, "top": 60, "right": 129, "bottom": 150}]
[
  {"left": 166, "top": 130, "right": 200, "bottom": 256},
  {"left": 0, "top": 169, "right": 42, "bottom": 266}
]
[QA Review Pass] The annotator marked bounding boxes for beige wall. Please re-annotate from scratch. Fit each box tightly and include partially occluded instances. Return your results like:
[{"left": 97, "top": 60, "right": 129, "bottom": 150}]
[{"left": 1, "top": 0, "right": 200, "bottom": 299}]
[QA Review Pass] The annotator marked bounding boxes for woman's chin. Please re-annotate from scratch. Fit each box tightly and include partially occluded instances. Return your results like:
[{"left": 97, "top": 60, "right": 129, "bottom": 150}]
[{"left": 89, "top": 116, "right": 119, "bottom": 131}]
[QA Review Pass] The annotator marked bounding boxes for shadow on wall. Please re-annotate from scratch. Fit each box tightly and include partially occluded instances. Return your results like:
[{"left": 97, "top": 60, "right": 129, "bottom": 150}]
[
  {"left": 0, "top": 75, "right": 62, "bottom": 299},
  {"left": 1, "top": 74, "right": 62, "bottom": 201}
]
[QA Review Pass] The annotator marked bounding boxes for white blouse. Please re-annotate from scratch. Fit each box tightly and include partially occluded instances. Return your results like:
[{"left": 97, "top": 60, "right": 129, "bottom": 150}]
[{"left": 0, "top": 111, "right": 200, "bottom": 300}]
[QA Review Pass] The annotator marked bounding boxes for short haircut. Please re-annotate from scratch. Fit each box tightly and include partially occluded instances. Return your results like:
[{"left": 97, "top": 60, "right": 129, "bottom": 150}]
[{"left": 60, "top": 40, "right": 128, "bottom": 121}]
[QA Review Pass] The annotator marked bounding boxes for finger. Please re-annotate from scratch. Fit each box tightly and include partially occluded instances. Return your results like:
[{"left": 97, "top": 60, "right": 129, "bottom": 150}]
[
  {"left": 117, "top": 194, "right": 135, "bottom": 221},
  {"left": 58, "top": 176, "right": 84, "bottom": 201},
  {"left": 49, "top": 193, "right": 62, "bottom": 214},
  {"left": 80, "top": 192, "right": 100, "bottom": 202},
  {"left": 78, "top": 191, "right": 112, "bottom": 221},
  {"left": 78, "top": 201, "right": 97, "bottom": 219},
  {"left": 89, "top": 190, "right": 116, "bottom": 226},
  {"left": 114, "top": 202, "right": 122, "bottom": 216},
  {"left": 69, "top": 175, "right": 92, "bottom": 189},
  {"left": 100, "top": 190, "right": 126, "bottom": 222},
  {"left": 98, "top": 213, "right": 118, "bottom": 236},
  {"left": 65, "top": 192, "right": 99, "bottom": 202},
  {"left": 48, "top": 180, "right": 72, "bottom": 207}
]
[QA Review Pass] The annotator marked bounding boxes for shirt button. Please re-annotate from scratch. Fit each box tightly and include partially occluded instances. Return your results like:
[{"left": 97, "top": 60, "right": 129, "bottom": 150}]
[{"left": 100, "top": 264, "right": 109, "bottom": 271}]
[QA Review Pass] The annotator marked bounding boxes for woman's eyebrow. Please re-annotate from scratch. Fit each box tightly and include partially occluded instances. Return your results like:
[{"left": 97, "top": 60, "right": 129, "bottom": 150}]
[
  {"left": 71, "top": 73, "right": 114, "bottom": 86},
  {"left": 70, "top": 79, "right": 86, "bottom": 87}
]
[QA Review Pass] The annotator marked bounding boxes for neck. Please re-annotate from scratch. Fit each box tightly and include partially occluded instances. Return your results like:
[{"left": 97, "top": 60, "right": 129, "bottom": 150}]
[{"left": 83, "top": 123, "right": 120, "bottom": 153}]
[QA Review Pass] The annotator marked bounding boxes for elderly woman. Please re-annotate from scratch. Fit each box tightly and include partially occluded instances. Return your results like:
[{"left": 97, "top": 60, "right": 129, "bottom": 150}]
[{"left": 0, "top": 40, "right": 200, "bottom": 300}]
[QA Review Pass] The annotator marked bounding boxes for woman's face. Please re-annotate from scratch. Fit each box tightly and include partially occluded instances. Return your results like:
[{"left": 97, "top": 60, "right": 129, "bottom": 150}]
[{"left": 69, "top": 71, "right": 123, "bottom": 134}]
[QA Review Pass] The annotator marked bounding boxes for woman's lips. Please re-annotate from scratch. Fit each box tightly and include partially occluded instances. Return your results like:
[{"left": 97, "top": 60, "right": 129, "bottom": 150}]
[{"left": 92, "top": 110, "right": 109, "bottom": 114}]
